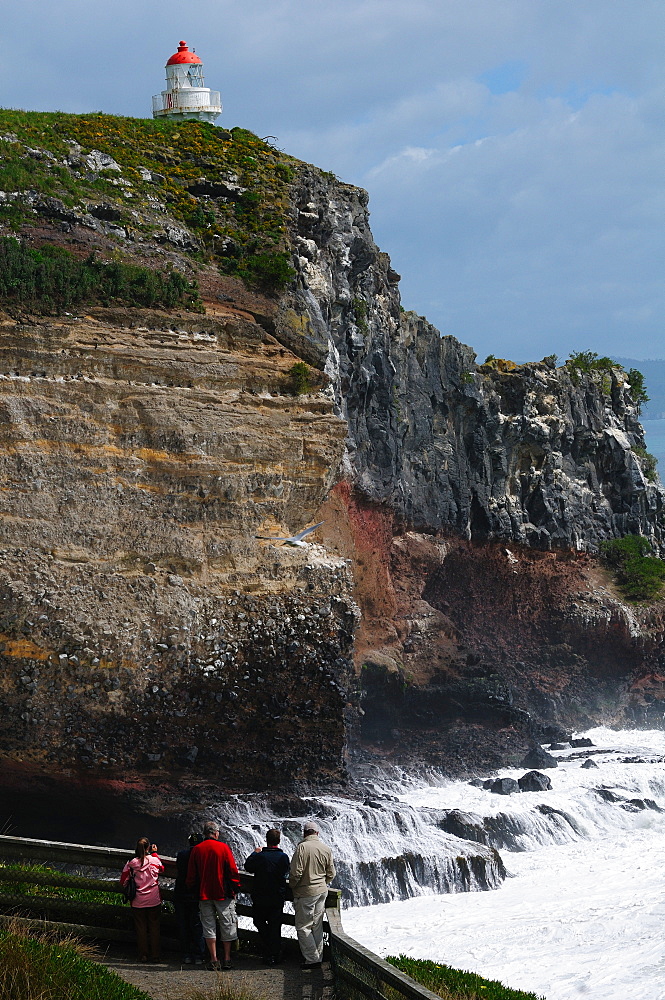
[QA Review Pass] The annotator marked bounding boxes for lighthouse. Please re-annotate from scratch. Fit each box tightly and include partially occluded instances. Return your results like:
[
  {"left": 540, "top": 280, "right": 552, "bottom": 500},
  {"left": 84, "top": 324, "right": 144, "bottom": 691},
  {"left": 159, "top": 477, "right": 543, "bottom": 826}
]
[{"left": 152, "top": 41, "right": 222, "bottom": 124}]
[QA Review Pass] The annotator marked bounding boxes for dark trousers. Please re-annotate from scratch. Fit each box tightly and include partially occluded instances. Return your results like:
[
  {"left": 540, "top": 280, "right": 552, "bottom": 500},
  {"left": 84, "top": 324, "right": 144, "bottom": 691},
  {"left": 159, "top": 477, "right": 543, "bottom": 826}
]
[
  {"left": 252, "top": 897, "right": 284, "bottom": 961},
  {"left": 132, "top": 904, "right": 161, "bottom": 960},
  {"left": 175, "top": 899, "right": 205, "bottom": 960}
]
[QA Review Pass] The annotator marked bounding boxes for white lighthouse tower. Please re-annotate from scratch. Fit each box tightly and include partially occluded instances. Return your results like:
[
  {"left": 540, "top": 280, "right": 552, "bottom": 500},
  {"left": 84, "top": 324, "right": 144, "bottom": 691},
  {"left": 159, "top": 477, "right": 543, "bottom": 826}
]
[{"left": 152, "top": 41, "right": 222, "bottom": 124}]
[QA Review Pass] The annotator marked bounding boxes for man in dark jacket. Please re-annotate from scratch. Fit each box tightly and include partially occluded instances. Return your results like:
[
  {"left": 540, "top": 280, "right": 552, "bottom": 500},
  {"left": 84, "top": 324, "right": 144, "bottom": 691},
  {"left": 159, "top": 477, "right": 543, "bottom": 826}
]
[
  {"left": 244, "top": 829, "right": 290, "bottom": 964},
  {"left": 174, "top": 832, "right": 205, "bottom": 965}
]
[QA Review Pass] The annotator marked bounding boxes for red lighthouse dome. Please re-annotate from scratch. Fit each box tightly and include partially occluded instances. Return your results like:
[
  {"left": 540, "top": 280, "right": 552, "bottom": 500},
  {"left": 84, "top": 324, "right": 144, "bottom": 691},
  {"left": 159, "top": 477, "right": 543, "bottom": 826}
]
[{"left": 166, "top": 41, "right": 202, "bottom": 66}]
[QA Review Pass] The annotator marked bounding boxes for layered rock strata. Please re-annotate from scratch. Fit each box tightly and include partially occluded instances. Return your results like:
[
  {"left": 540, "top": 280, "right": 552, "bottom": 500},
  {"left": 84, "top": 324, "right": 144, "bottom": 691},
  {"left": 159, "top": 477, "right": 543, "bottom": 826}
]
[{"left": 0, "top": 305, "right": 357, "bottom": 789}]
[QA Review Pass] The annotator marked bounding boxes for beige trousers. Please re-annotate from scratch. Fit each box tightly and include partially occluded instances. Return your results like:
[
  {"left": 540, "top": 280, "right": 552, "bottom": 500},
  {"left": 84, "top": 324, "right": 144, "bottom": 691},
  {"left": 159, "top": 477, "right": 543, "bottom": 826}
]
[{"left": 294, "top": 891, "right": 327, "bottom": 964}]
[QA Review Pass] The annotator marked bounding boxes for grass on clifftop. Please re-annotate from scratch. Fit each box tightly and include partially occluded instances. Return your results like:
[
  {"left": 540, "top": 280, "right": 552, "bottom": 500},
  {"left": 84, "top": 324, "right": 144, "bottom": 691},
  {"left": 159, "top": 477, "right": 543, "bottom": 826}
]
[
  {"left": 387, "top": 955, "right": 545, "bottom": 1000},
  {"left": 0, "top": 921, "right": 150, "bottom": 1000},
  {"left": 0, "top": 108, "right": 297, "bottom": 292}
]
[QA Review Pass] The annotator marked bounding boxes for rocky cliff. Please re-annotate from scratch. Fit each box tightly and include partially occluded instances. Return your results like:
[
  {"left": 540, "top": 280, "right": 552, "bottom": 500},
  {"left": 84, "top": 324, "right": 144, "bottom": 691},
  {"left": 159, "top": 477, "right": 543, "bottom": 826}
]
[{"left": 0, "top": 111, "right": 664, "bottom": 833}]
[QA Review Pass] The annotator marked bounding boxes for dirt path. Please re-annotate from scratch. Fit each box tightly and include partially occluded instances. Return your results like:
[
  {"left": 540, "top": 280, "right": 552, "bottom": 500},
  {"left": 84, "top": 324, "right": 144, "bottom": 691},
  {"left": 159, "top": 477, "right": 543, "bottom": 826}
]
[{"left": 95, "top": 944, "right": 335, "bottom": 1000}]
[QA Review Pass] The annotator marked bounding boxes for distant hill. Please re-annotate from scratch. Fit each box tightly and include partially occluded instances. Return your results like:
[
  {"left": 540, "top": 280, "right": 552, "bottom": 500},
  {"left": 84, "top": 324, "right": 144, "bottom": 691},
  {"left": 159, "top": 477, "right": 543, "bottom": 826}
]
[{"left": 613, "top": 357, "right": 665, "bottom": 419}]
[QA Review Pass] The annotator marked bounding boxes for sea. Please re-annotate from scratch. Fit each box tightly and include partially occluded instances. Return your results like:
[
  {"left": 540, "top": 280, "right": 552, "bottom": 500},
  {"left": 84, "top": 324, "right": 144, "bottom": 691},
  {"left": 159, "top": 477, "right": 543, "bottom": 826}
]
[{"left": 340, "top": 728, "right": 665, "bottom": 1000}]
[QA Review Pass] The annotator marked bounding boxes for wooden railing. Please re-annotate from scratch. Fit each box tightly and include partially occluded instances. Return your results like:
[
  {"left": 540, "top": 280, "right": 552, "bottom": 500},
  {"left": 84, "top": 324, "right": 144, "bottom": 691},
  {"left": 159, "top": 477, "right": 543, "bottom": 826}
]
[
  {"left": 0, "top": 834, "right": 439, "bottom": 1000},
  {"left": 326, "top": 903, "right": 443, "bottom": 1000}
]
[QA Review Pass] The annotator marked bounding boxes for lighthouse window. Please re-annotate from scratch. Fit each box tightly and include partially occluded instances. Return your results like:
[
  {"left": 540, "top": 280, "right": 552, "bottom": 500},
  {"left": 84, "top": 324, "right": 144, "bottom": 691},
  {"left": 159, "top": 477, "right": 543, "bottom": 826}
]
[{"left": 188, "top": 67, "right": 204, "bottom": 86}]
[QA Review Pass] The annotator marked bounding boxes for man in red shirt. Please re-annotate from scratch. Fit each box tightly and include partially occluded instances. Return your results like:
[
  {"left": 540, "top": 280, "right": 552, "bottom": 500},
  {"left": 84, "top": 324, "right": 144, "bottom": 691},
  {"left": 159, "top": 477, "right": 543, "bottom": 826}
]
[{"left": 186, "top": 820, "right": 241, "bottom": 970}]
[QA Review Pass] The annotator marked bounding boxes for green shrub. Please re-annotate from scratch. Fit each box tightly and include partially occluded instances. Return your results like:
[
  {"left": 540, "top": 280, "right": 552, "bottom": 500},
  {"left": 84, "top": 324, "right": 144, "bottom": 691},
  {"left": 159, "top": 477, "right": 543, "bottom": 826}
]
[
  {"left": 0, "top": 921, "right": 150, "bottom": 1000},
  {"left": 565, "top": 350, "right": 617, "bottom": 387},
  {"left": 633, "top": 445, "right": 658, "bottom": 482},
  {"left": 566, "top": 350, "right": 615, "bottom": 373},
  {"left": 286, "top": 361, "right": 312, "bottom": 395},
  {"left": 386, "top": 954, "right": 545, "bottom": 1000},
  {"left": 0, "top": 237, "right": 203, "bottom": 312},
  {"left": 626, "top": 368, "right": 650, "bottom": 414},
  {"left": 353, "top": 296, "right": 369, "bottom": 335},
  {"left": 275, "top": 163, "right": 294, "bottom": 183},
  {"left": 600, "top": 535, "right": 665, "bottom": 602},
  {"left": 238, "top": 251, "right": 295, "bottom": 294}
]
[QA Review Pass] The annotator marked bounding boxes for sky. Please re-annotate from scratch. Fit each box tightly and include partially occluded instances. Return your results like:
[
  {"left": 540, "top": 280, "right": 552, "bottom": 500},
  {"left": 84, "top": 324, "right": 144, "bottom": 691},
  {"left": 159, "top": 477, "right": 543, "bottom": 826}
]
[{"left": 3, "top": 0, "right": 665, "bottom": 363}]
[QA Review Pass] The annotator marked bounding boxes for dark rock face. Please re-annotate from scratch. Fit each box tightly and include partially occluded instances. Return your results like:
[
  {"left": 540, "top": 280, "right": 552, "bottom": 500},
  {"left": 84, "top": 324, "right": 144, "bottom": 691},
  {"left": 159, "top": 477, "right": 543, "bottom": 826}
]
[
  {"left": 284, "top": 165, "right": 664, "bottom": 553},
  {"left": 570, "top": 737, "right": 594, "bottom": 748},
  {"left": 518, "top": 770, "right": 552, "bottom": 792},
  {"left": 521, "top": 747, "right": 559, "bottom": 769},
  {"left": 490, "top": 777, "right": 520, "bottom": 795},
  {"left": 581, "top": 759, "right": 599, "bottom": 768}
]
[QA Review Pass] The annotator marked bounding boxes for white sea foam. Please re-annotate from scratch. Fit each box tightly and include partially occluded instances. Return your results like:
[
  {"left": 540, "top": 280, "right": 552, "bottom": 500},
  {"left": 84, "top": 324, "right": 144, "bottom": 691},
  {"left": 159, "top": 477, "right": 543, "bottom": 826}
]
[{"left": 343, "top": 728, "right": 665, "bottom": 1000}]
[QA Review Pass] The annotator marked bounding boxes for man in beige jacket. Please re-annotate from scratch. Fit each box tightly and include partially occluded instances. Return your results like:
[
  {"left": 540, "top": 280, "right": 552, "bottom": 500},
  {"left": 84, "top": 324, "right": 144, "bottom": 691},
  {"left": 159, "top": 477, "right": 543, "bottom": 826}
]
[{"left": 288, "top": 821, "right": 336, "bottom": 968}]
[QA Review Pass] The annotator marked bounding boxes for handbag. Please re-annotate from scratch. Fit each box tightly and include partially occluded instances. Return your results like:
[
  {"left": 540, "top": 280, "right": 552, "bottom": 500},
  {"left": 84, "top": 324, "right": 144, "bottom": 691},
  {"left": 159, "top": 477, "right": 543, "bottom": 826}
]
[{"left": 122, "top": 865, "right": 138, "bottom": 904}]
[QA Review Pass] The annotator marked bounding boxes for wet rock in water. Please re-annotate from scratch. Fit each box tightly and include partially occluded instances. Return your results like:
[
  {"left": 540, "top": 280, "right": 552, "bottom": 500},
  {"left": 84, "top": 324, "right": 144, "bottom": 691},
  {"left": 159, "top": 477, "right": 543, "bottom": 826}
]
[
  {"left": 482, "top": 779, "right": 495, "bottom": 790},
  {"left": 438, "top": 809, "right": 487, "bottom": 844},
  {"left": 490, "top": 777, "right": 520, "bottom": 795},
  {"left": 581, "top": 758, "right": 598, "bottom": 769},
  {"left": 570, "top": 737, "right": 594, "bottom": 748},
  {"left": 518, "top": 770, "right": 552, "bottom": 792},
  {"left": 468, "top": 778, "right": 486, "bottom": 789},
  {"left": 521, "top": 746, "right": 558, "bottom": 769},
  {"left": 549, "top": 742, "right": 568, "bottom": 750}
]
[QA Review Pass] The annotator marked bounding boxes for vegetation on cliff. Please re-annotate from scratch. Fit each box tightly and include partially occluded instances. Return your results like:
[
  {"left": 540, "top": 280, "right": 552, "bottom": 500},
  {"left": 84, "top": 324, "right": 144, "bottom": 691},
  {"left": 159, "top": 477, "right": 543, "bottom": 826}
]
[
  {"left": 565, "top": 350, "right": 651, "bottom": 416},
  {"left": 0, "top": 109, "right": 297, "bottom": 294},
  {"left": 600, "top": 534, "right": 665, "bottom": 601},
  {"left": 0, "top": 236, "right": 202, "bottom": 312},
  {"left": 387, "top": 955, "right": 545, "bottom": 1000}
]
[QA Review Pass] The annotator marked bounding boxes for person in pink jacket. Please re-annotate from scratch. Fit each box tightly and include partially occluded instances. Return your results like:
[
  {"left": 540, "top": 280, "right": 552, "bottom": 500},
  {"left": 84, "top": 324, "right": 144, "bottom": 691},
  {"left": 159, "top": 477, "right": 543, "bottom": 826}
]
[{"left": 120, "top": 837, "right": 164, "bottom": 962}]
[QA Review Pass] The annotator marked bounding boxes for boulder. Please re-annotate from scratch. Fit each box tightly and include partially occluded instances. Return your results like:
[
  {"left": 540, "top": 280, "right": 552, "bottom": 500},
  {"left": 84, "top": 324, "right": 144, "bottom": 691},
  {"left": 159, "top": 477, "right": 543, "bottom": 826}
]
[
  {"left": 549, "top": 742, "right": 568, "bottom": 750},
  {"left": 581, "top": 758, "right": 598, "bottom": 769},
  {"left": 490, "top": 777, "right": 520, "bottom": 795},
  {"left": 570, "top": 737, "right": 594, "bottom": 748},
  {"left": 521, "top": 746, "right": 558, "bottom": 769},
  {"left": 439, "top": 809, "right": 487, "bottom": 843},
  {"left": 518, "top": 770, "right": 552, "bottom": 792}
]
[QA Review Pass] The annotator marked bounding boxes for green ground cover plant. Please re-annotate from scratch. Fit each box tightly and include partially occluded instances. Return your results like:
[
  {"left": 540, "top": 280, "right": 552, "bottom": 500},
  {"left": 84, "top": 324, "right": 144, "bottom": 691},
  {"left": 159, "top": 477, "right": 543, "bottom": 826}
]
[
  {"left": 0, "top": 109, "right": 298, "bottom": 294},
  {"left": 387, "top": 954, "right": 545, "bottom": 1000},
  {"left": 0, "top": 862, "right": 118, "bottom": 905},
  {"left": 0, "top": 920, "right": 150, "bottom": 1000},
  {"left": 0, "top": 237, "right": 202, "bottom": 312},
  {"left": 600, "top": 534, "right": 665, "bottom": 602}
]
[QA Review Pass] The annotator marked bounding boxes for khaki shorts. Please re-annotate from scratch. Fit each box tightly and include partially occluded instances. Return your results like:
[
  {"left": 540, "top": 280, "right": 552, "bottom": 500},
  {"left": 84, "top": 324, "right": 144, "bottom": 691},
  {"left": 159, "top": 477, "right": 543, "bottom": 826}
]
[{"left": 199, "top": 899, "right": 238, "bottom": 941}]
